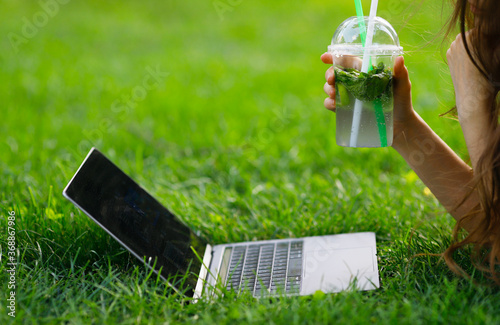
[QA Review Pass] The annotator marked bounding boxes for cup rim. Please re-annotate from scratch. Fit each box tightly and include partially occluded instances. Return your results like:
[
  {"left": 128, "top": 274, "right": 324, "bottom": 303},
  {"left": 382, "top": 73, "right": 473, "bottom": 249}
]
[{"left": 328, "top": 44, "right": 403, "bottom": 56}]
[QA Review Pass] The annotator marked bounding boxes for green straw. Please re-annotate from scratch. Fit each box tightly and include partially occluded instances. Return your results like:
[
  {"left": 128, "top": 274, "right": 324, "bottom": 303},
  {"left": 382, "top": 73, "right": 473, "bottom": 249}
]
[
  {"left": 373, "top": 99, "right": 387, "bottom": 147},
  {"left": 352, "top": 0, "right": 387, "bottom": 147},
  {"left": 354, "top": 1, "right": 367, "bottom": 46}
]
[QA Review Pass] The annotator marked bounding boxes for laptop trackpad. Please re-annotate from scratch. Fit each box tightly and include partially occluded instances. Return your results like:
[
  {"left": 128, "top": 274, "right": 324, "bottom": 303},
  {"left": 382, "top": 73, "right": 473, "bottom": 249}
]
[{"left": 303, "top": 247, "right": 376, "bottom": 294}]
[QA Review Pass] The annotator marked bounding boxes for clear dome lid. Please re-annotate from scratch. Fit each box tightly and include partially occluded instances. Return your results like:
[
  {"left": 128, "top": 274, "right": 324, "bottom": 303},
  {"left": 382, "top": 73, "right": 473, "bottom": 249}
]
[{"left": 328, "top": 16, "right": 403, "bottom": 56}]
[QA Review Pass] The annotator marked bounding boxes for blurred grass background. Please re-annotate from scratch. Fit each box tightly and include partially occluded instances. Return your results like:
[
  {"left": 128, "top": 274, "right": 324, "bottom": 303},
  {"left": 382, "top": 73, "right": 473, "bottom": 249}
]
[{"left": 1, "top": 0, "right": 498, "bottom": 324}]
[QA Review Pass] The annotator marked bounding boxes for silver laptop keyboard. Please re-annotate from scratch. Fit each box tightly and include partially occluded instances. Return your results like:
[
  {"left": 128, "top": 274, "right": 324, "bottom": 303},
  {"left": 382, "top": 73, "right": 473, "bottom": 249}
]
[{"left": 225, "top": 241, "right": 303, "bottom": 296}]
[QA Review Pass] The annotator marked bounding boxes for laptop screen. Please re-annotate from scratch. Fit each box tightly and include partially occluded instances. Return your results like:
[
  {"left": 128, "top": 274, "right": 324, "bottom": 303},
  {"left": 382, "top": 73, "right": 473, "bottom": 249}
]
[{"left": 63, "top": 148, "right": 207, "bottom": 294}]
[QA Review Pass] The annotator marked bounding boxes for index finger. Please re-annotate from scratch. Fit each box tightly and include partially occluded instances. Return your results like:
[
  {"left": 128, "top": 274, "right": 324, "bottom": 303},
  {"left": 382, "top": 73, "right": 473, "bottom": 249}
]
[{"left": 321, "top": 52, "right": 333, "bottom": 64}]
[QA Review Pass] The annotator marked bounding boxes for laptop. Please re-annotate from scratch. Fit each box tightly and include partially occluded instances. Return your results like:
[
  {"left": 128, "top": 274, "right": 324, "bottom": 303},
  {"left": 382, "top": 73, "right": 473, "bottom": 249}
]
[{"left": 62, "top": 148, "right": 380, "bottom": 299}]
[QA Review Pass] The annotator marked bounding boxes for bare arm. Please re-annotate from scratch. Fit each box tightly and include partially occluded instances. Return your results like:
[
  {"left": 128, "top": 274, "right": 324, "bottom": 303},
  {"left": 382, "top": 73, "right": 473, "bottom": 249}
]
[
  {"left": 391, "top": 111, "right": 480, "bottom": 231},
  {"left": 389, "top": 53, "right": 483, "bottom": 231}
]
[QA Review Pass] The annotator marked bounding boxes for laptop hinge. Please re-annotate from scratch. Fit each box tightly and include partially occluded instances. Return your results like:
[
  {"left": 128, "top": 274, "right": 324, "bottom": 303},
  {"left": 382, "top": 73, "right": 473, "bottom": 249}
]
[{"left": 193, "top": 244, "right": 213, "bottom": 302}]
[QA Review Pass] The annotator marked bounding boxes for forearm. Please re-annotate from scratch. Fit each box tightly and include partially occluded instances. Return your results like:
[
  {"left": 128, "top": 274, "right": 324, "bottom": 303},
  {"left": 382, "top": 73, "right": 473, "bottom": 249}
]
[{"left": 392, "top": 111, "right": 480, "bottom": 230}]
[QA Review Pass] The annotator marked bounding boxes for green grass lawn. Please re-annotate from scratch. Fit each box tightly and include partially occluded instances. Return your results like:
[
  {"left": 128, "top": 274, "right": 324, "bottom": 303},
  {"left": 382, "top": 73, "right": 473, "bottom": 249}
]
[{"left": 1, "top": 0, "right": 499, "bottom": 324}]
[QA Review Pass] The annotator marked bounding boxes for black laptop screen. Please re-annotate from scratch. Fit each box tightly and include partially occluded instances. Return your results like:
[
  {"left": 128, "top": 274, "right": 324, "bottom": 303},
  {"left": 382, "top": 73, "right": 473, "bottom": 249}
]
[{"left": 63, "top": 148, "right": 207, "bottom": 293}]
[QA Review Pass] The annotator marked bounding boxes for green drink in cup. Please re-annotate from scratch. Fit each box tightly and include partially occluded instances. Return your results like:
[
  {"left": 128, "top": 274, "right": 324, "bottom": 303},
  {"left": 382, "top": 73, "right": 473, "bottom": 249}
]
[{"left": 328, "top": 16, "right": 403, "bottom": 147}]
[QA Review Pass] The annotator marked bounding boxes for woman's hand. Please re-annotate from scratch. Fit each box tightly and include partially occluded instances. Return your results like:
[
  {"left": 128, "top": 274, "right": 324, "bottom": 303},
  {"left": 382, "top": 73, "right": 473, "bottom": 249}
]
[
  {"left": 320, "top": 54, "right": 364, "bottom": 112},
  {"left": 321, "top": 53, "right": 416, "bottom": 143},
  {"left": 320, "top": 53, "right": 337, "bottom": 112}
]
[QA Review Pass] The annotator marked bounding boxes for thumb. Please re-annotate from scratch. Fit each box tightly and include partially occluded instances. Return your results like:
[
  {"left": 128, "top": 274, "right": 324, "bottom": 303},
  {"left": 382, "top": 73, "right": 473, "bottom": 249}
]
[{"left": 393, "top": 56, "right": 411, "bottom": 102}]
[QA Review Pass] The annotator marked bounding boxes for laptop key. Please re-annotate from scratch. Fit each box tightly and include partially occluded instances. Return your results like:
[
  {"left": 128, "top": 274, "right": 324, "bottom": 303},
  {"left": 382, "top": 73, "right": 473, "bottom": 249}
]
[{"left": 287, "top": 258, "right": 302, "bottom": 277}]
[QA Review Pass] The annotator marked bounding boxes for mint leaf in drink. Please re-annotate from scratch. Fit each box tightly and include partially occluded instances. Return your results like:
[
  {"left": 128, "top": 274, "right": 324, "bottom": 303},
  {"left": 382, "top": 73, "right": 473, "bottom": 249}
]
[{"left": 334, "top": 62, "right": 392, "bottom": 102}]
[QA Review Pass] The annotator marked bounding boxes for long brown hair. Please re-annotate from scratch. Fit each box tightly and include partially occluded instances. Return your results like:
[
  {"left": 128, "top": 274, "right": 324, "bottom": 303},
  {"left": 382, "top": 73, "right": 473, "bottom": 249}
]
[{"left": 443, "top": 0, "right": 500, "bottom": 284}]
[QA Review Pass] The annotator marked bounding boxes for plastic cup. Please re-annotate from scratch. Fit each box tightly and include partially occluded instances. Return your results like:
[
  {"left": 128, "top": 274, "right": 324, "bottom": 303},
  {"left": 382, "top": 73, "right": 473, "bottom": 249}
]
[{"left": 328, "top": 16, "right": 403, "bottom": 148}]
